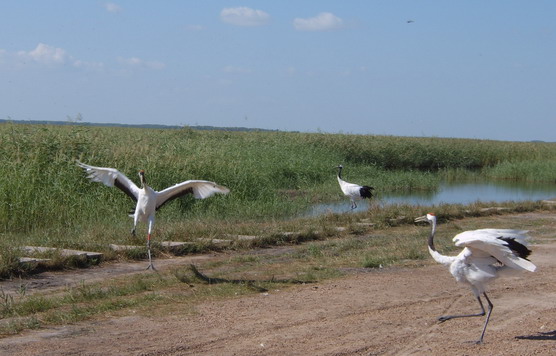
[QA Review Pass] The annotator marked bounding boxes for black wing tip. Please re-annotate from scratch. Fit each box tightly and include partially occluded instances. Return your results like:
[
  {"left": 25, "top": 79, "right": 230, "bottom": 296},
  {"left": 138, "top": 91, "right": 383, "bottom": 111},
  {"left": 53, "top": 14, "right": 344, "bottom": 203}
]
[
  {"left": 498, "top": 237, "right": 532, "bottom": 260},
  {"left": 360, "top": 186, "right": 374, "bottom": 199}
]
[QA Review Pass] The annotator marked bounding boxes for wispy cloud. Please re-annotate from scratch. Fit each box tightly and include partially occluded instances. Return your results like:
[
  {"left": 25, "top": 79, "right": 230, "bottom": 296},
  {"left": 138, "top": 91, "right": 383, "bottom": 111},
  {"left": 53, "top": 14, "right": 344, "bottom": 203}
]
[
  {"left": 293, "top": 12, "right": 344, "bottom": 31},
  {"left": 18, "top": 43, "right": 69, "bottom": 65},
  {"left": 14, "top": 43, "right": 104, "bottom": 70},
  {"left": 73, "top": 60, "right": 105, "bottom": 71},
  {"left": 104, "top": 2, "right": 122, "bottom": 13},
  {"left": 2, "top": 43, "right": 170, "bottom": 76},
  {"left": 3, "top": 43, "right": 164, "bottom": 72},
  {"left": 117, "top": 56, "right": 165, "bottom": 70},
  {"left": 220, "top": 7, "right": 270, "bottom": 27}
]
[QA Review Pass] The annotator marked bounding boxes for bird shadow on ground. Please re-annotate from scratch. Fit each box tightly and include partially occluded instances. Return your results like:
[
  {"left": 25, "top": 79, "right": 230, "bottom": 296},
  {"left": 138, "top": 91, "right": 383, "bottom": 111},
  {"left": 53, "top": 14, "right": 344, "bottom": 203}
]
[
  {"left": 175, "top": 264, "right": 316, "bottom": 293},
  {"left": 515, "top": 330, "right": 556, "bottom": 341}
]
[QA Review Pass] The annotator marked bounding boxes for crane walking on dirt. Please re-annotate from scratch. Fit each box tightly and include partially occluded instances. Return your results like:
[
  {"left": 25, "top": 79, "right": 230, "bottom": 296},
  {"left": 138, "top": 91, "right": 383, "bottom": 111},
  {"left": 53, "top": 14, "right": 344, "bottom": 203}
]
[
  {"left": 414, "top": 213, "right": 536, "bottom": 344},
  {"left": 336, "top": 165, "right": 374, "bottom": 210},
  {"left": 77, "top": 160, "right": 230, "bottom": 270}
]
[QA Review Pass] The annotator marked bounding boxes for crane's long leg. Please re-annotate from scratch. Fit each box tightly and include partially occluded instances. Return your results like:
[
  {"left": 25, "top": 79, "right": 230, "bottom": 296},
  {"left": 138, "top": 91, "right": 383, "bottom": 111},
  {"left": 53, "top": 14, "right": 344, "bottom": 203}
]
[
  {"left": 146, "top": 234, "right": 155, "bottom": 270},
  {"left": 132, "top": 209, "right": 139, "bottom": 237},
  {"left": 476, "top": 293, "right": 494, "bottom": 344},
  {"left": 437, "top": 294, "right": 493, "bottom": 344},
  {"left": 438, "top": 295, "right": 486, "bottom": 322},
  {"left": 145, "top": 219, "right": 156, "bottom": 271}
]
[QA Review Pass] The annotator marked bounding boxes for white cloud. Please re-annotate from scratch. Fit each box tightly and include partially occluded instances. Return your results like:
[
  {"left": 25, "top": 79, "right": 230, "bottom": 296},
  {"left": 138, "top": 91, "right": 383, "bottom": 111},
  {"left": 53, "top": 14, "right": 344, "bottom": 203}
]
[
  {"left": 12, "top": 43, "right": 105, "bottom": 71},
  {"left": 18, "top": 43, "right": 68, "bottom": 64},
  {"left": 104, "top": 2, "right": 122, "bottom": 13},
  {"left": 117, "top": 57, "right": 165, "bottom": 70},
  {"left": 220, "top": 7, "right": 270, "bottom": 27},
  {"left": 293, "top": 12, "right": 344, "bottom": 31},
  {"left": 119, "top": 57, "right": 142, "bottom": 66}
]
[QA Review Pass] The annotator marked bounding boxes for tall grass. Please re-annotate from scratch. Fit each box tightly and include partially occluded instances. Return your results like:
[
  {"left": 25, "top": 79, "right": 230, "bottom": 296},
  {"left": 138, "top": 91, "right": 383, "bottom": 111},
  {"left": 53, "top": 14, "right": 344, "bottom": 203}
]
[
  {"left": 306, "top": 133, "right": 556, "bottom": 170},
  {"left": 0, "top": 123, "right": 555, "bottom": 250},
  {"left": 483, "top": 160, "right": 556, "bottom": 181}
]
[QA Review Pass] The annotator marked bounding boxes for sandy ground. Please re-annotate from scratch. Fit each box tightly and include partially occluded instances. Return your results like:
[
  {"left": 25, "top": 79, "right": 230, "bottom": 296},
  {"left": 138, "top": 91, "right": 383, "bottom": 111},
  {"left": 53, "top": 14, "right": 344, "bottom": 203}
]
[{"left": 1, "top": 213, "right": 556, "bottom": 356}]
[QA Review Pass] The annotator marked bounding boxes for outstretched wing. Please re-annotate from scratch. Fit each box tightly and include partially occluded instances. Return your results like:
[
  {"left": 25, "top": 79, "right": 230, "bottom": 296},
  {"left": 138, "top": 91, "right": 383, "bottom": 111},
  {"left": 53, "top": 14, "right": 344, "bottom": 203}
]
[
  {"left": 155, "top": 180, "right": 230, "bottom": 210},
  {"left": 76, "top": 160, "right": 140, "bottom": 202},
  {"left": 453, "top": 229, "right": 536, "bottom": 272}
]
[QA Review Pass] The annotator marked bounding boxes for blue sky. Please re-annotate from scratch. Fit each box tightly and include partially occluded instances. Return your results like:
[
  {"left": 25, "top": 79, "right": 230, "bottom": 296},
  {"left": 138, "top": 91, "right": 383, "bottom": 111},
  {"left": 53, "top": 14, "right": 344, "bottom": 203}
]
[{"left": 0, "top": 1, "right": 554, "bottom": 141}]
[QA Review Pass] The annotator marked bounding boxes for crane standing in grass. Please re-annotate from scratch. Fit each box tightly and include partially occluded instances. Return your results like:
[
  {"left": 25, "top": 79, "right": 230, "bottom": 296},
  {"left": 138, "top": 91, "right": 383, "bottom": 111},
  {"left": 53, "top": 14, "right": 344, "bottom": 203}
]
[
  {"left": 415, "top": 212, "right": 536, "bottom": 344},
  {"left": 336, "top": 165, "right": 374, "bottom": 210},
  {"left": 77, "top": 160, "right": 230, "bottom": 270}
]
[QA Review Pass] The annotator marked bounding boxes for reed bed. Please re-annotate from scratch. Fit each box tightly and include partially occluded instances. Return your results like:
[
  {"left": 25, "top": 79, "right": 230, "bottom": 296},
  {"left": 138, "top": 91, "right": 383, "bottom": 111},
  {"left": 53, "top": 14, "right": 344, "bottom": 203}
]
[{"left": 0, "top": 122, "right": 555, "bottom": 275}]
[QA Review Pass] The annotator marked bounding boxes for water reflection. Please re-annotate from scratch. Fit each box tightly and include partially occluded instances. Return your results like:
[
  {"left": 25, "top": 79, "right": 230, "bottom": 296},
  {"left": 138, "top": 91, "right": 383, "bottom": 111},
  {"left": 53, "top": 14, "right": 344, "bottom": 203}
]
[{"left": 308, "top": 180, "right": 556, "bottom": 215}]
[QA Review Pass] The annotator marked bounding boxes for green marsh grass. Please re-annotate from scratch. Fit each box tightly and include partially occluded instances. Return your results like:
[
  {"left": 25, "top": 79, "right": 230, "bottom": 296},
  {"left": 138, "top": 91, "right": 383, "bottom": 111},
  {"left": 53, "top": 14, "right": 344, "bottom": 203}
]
[
  {"left": 484, "top": 160, "right": 556, "bottom": 182},
  {"left": 1, "top": 122, "right": 555, "bottom": 277}
]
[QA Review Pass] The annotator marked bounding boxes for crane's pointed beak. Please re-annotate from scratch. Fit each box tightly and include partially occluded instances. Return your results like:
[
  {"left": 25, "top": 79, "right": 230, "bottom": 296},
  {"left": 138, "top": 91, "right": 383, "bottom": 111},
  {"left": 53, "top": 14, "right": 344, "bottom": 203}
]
[{"left": 414, "top": 215, "right": 428, "bottom": 223}]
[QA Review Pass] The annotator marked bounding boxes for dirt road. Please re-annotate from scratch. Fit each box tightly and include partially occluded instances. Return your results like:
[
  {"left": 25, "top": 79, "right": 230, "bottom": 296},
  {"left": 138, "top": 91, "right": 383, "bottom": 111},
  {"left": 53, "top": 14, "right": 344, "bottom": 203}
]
[{"left": 1, "top": 213, "right": 556, "bottom": 356}]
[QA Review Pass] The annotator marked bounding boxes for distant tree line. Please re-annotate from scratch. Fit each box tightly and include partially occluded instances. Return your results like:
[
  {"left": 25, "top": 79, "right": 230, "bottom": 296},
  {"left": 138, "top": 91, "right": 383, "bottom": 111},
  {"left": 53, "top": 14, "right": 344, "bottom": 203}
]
[{"left": 0, "top": 119, "right": 281, "bottom": 133}]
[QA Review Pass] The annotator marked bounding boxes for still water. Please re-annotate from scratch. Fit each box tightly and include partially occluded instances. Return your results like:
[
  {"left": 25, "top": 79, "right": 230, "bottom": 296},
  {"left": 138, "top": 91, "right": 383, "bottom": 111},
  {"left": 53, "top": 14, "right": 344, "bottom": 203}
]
[{"left": 308, "top": 180, "right": 556, "bottom": 215}]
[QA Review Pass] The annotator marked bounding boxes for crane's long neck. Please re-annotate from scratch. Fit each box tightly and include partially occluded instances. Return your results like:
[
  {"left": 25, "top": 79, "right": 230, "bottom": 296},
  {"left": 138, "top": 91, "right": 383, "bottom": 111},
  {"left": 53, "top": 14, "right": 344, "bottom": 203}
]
[
  {"left": 139, "top": 171, "right": 147, "bottom": 189},
  {"left": 428, "top": 218, "right": 437, "bottom": 252},
  {"left": 427, "top": 218, "right": 455, "bottom": 267},
  {"left": 337, "top": 166, "right": 343, "bottom": 180}
]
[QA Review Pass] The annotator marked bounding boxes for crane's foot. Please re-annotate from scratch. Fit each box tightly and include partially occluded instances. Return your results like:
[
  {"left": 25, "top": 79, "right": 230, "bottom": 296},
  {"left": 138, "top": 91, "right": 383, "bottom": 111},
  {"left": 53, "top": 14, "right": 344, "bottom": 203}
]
[
  {"left": 145, "top": 238, "right": 155, "bottom": 270},
  {"left": 146, "top": 262, "right": 156, "bottom": 271}
]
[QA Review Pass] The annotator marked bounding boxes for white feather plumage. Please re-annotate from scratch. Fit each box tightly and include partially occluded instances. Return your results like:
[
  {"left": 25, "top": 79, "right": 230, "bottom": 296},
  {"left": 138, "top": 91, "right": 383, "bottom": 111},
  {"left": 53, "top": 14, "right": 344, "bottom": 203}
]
[
  {"left": 415, "top": 213, "right": 536, "bottom": 344},
  {"left": 77, "top": 160, "right": 229, "bottom": 269}
]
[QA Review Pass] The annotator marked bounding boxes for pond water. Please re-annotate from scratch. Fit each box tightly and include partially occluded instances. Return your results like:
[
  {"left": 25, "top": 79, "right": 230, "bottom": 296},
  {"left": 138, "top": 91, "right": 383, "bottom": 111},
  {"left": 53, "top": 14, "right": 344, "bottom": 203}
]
[{"left": 308, "top": 180, "right": 556, "bottom": 216}]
